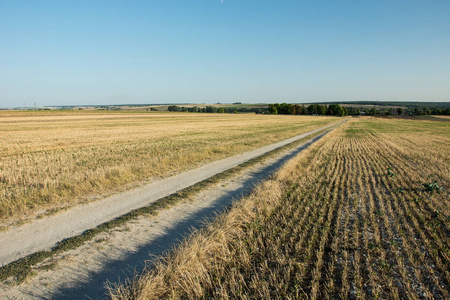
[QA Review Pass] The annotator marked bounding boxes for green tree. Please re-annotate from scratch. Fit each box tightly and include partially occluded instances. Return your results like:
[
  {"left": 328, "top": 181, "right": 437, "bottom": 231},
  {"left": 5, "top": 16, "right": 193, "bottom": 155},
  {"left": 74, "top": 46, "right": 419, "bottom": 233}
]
[
  {"left": 268, "top": 104, "right": 278, "bottom": 114},
  {"left": 278, "top": 103, "right": 292, "bottom": 114},
  {"left": 307, "top": 104, "right": 316, "bottom": 115},
  {"left": 205, "top": 106, "right": 216, "bottom": 113},
  {"left": 317, "top": 105, "right": 326, "bottom": 115}
]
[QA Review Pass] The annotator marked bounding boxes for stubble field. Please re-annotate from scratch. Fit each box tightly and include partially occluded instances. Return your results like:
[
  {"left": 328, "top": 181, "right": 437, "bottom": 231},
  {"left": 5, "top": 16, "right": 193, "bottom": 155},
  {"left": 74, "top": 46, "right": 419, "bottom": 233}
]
[
  {"left": 0, "top": 111, "right": 337, "bottom": 226},
  {"left": 111, "top": 117, "right": 449, "bottom": 299}
]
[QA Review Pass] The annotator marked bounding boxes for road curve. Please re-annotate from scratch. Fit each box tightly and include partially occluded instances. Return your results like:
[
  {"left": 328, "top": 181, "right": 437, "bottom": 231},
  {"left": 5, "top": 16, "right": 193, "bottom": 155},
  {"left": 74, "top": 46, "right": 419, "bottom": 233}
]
[{"left": 0, "top": 120, "right": 345, "bottom": 266}]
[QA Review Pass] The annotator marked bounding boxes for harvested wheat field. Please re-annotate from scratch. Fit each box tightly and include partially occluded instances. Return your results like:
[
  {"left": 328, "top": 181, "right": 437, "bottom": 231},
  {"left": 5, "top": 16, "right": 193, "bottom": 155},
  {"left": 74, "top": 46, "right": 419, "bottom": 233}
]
[
  {"left": 111, "top": 117, "right": 449, "bottom": 299},
  {"left": 0, "top": 111, "right": 337, "bottom": 226}
]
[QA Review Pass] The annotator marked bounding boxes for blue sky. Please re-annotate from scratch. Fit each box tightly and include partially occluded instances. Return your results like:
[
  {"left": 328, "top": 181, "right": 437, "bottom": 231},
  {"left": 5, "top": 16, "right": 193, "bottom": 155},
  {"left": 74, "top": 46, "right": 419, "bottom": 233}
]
[{"left": 1, "top": 0, "right": 449, "bottom": 107}]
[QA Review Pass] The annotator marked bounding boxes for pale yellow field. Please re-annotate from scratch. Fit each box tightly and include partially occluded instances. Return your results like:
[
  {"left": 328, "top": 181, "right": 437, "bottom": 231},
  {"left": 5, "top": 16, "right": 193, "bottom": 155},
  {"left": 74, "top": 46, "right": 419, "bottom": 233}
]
[
  {"left": 431, "top": 115, "right": 450, "bottom": 120},
  {"left": 0, "top": 111, "right": 338, "bottom": 224}
]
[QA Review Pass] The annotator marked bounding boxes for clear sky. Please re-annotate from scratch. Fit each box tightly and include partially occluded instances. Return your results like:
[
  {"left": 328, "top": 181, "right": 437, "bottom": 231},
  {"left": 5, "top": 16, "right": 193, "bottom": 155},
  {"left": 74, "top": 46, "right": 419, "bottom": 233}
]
[{"left": 1, "top": 0, "right": 449, "bottom": 107}]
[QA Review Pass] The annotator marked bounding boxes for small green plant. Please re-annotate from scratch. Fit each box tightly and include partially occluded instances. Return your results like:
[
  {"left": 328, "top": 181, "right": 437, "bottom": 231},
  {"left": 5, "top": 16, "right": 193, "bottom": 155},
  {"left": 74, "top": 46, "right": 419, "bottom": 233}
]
[
  {"left": 386, "top": 167, "right": 396, "bottom": 178},
  {"left": 391, "top": 240, "right": 400, "bottom": 247},
  {"left": 394, "top": 187, "right": 405, "bottom": 194},
  {"left": 409, "top": 198, "right": 421, "bottom": 204},
  {"left": 368, "top": 243, "right": 377, "bottom": 250},
  {"left": 422, "top": 181, "right": 445, "bottom": 194}
]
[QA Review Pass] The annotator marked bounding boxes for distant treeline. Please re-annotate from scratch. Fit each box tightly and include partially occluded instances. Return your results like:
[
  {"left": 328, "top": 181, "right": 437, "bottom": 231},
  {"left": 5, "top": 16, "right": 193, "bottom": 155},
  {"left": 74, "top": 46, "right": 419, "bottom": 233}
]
[
  {"left": 318, "top": 101, "right": 450, "bottom": 109},
  {"left": 343, "top": 106, "right": 450, "bottom": 116},
  {"left": 168, "top": 105, "right": 268, "bottom": 114},
  {"left": 268, "top": 103, "right": 450, "bottom": 116},
  {"left": 268, "top": 103, "right": 348, "bottom": 116},
  {"left": 167, "top": 102, "right": 450, "bottom": 116},
  {"left": 407, "top": 107, "right": 450, "bottom": 115}
]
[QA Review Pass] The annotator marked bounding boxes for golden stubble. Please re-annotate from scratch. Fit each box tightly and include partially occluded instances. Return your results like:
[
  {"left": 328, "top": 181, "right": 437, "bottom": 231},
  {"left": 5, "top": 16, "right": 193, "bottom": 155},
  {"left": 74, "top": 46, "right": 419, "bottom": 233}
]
[{"left": 0, "top": 111, "right": 338, "bottom": 224}]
